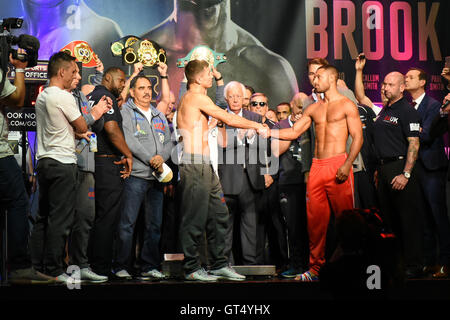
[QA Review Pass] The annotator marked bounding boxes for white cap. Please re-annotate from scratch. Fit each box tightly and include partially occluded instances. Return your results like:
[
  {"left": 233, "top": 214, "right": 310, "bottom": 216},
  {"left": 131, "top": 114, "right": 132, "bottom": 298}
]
[{"left": 152, "top": 163, "right": 173, "bottom": 183}]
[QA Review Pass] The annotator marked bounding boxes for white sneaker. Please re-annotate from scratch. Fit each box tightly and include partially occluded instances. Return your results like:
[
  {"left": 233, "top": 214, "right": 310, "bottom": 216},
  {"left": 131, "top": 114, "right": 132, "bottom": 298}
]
[
  {"left": 55, "top": 273, "right": 82, "bottom": 285},
  {"left": 185, "top": 268, "right": 219, "bottom": 282},
  {"left": 114, "top": 269, "right": 132, "bottom": 280},
  {"left": 141, "top": 269, "right": 166, "bottom": 280},
  {"left": 79, "top": 268, "right": 108, "bottom": 283},
  {"left": 209, "top": 266, "right": 246, "bottom": 281}
]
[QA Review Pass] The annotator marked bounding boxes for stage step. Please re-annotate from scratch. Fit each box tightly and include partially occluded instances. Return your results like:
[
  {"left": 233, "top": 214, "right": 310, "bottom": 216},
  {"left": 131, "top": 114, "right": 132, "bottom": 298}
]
[
  {"left": 162, "top": 254, "right": 276, "bottom": 278},
  {"left": 162, "top": 254, "right": 184, "bottom": 278},
  {"left": 232, "top": 265, "right": 276, "bottom": 276}
]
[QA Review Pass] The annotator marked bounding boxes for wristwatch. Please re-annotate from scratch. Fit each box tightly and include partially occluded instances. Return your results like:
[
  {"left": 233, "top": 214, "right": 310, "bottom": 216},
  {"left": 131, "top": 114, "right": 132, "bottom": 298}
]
[{"left": 403, "top": 171, "right": 411, "bottom": 179}]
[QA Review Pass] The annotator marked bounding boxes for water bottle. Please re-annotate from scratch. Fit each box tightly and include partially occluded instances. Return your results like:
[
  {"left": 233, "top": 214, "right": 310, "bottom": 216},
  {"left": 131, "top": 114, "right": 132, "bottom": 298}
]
[
  {"left": 89, "top": 133, "right": 98, "bottom": 152},
  {"left": 76, "top": 139, "right": 88, "bottom": 154}
]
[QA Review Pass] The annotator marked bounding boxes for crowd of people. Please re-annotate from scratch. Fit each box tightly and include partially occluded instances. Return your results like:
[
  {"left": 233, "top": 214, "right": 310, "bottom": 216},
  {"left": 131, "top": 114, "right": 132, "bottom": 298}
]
[{"left": 1, "top": 46, "right": 450, "bottom": 288}]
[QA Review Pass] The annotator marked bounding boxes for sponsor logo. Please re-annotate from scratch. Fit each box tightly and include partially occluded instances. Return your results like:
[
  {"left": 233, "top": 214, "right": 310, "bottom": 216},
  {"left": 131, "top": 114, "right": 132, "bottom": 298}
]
[
  {"left": 383, "top": 116, "right": 398, "bottom": 125},
  {"left": 410, "top": 123, "right": 420, "bottom": 131}
]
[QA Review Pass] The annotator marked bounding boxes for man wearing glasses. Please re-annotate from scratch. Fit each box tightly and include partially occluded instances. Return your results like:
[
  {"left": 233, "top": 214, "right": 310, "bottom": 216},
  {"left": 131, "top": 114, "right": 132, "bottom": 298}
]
[{"left": 249, "top": 93, "right": 287, "bottom": 269}]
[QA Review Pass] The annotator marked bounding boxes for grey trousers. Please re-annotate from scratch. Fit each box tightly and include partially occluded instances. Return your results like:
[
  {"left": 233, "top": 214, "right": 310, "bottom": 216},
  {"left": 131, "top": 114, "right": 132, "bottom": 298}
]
[{"left": 178, "top": 155, "right": 229, "bottom": 275}]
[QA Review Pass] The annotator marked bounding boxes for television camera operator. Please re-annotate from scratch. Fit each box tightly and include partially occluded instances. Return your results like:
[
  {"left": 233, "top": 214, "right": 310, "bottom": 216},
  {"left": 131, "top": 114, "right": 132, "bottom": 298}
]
[{"left": 0, "top": 17, "right": 47, "bottom": 283}]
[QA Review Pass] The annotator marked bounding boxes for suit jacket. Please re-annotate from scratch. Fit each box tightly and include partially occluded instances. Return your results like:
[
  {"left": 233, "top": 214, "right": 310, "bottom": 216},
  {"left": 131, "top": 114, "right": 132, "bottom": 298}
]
[
  {"left": 218, "top": 109, "right": 266, "bottom": 195},
  {"left": 417, "top": 94, "right": 448, "bottom": 171}
]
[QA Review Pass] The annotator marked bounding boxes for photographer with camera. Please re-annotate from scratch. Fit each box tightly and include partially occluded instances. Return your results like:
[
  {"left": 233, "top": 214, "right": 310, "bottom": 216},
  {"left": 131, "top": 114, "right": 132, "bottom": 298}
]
[{"left": 0, "top": 50, "right": 50, "bottom": 283}]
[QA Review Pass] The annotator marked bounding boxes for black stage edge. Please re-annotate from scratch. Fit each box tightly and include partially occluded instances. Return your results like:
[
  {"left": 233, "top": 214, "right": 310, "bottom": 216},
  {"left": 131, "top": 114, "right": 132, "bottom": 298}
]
[
  {"left": 1, "top": 278, "right": 449, "bottom": 305},
  {"left": 1, "top": 280, "right": 449, "bottom": 318}
]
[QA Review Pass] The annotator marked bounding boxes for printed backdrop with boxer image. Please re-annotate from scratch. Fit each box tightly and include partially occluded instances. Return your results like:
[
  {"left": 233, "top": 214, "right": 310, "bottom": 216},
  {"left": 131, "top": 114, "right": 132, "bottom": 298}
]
[{"left": 2, "top": 0, "right": 449, "bottom": 105}]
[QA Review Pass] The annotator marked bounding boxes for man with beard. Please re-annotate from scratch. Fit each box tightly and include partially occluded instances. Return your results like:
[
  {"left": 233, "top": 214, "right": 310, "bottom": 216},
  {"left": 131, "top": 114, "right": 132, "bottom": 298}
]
[
  {"left": 266, "top": 65, "right": 363, "bottom": 281},
  {"left": 30, "top": 52, "right": 88, "bottom": 282},
  {"left": 141, "top": 0, "right": 298, "bottom": 105},
  {"left": 87, "top": 67, "right": 133, "bottom": 278}
]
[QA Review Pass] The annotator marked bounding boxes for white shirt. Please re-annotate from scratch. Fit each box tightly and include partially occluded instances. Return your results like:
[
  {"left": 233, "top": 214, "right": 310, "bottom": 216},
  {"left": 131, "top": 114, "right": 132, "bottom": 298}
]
[
  {"left": 227, "top": 108, "right": 256, "bottom": 145},
  {"left": 36, "top": 86, "right": 81, "bottom": 164},
  {"left": 412, "top": 92, "right": 426, "bottom": 110},
  {"left": 311, "top": 89, "right": 324, "bottom": 102},
  {"left": 139, "top": 106, "right": 154, "bottom": 124}
]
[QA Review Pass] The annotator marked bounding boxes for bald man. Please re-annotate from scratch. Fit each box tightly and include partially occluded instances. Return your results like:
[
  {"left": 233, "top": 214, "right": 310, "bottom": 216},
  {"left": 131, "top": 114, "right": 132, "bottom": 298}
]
[
  {"left": 371, "top": 71, "right": 424, "bottom": 279},
  {"left": 265, "top": 65, "right": 363, "bottom": 281},
  {"left": 86, "top": 67, "right": 133, "bottom": 278}
]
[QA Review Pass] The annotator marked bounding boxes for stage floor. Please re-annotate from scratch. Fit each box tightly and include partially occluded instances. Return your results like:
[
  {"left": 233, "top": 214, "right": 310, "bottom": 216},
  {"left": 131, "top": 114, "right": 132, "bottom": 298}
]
[
  {"left": 1, "top": 277, "right": 449, "bottom": 317},
  {"left": 1, "top": 276, "right": 449, "bottom": 301}
]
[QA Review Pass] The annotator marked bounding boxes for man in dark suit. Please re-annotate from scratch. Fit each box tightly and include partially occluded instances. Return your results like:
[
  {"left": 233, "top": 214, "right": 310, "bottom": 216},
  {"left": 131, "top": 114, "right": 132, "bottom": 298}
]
[
  {"left": 218, "top": 81, "right": 266, "bottom": 265},
  {"left": 405, "top": 68, "right": 450, "bottom": 278},
  {"left": 271, "top": 100, "right": 311, "bottom": 278},
  {"left": 249, "top": 93, "right": 287, "bottom": 269}
]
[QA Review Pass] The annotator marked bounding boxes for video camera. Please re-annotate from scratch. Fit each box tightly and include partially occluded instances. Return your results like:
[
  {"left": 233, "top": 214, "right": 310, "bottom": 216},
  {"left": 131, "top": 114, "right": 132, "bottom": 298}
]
[{"left": 0, "top": 18, "right": 40, "bottom": 68}]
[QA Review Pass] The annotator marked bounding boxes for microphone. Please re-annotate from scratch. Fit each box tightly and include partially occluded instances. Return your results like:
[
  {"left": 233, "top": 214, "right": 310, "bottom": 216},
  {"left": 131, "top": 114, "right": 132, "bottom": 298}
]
[
  {"left": 441, "top": 99, "right": 450, "bottom": 110},
  {"left": 12, "top": 34, "right": 40, "bottom": 51}
]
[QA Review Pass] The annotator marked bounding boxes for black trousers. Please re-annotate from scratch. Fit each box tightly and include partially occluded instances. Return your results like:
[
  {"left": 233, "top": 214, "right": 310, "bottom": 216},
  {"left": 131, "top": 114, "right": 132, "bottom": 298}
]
[
  {"left": 69, "top": 171, "right": 95, "bottom": 269},
  {"left": 257, "top": 182, "right": 288, "bottom": 268},
  {"left": 224, "top": 174, "right": 260, "bottom": 265},
  {"left": 279, "top": 183, "right": 309, "bottom": 271},
  {"left": 376, "top": 159, "right": 423, "bottom": 270},
  {"left": 354, "top": 169, "right": 378, "bottom": 210},
  {"left": 0, "top": 155, "right": 31, "bottom": 271},
  {"left": 30, "top": 158, "right": 77, "bottom": 277},
  {"left": 416, "top": 162, "right": 450, "bottom": 266},
  {"left": 160, "top": 183, "right": 181, "bottom": 254},
  {"left": 178, "top": 161, "right": 228, "bottom": 274},
  {"left": 89, "top": 157, "right": 124, "bottom": 275}
]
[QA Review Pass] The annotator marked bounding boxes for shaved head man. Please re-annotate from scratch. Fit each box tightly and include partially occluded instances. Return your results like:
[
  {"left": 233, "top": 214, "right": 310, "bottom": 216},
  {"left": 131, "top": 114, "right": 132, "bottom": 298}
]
[
  {"left": 383, "top": 71, "right": 405, "bottom": 104},
  {"left": 371, "top": 70, "right": 424, "bottom": 279}
]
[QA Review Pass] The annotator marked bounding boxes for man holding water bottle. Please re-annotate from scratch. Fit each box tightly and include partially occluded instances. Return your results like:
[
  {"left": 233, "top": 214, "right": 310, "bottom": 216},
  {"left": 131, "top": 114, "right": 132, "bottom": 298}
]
[{"left": 69, "top": 63, "right": 112, "bottom": 283}]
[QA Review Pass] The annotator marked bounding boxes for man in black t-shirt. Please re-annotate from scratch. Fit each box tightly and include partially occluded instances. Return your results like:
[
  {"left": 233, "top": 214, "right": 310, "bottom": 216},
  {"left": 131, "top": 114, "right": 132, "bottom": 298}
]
[
  {"left": 87, "top": 67, "right": 133, "bottom": 278},
  {"left": 371, "top": 71, "right": 423, "bottom": 279}
]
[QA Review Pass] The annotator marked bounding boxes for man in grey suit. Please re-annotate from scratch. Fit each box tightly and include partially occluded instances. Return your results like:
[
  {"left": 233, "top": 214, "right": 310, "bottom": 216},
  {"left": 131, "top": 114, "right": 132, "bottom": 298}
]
[{"left": 218, "top": 81, "right": 267, "bottom": 265}]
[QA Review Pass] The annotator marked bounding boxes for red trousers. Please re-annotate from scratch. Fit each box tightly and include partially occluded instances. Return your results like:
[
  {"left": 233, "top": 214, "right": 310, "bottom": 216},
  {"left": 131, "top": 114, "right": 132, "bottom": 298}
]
[{"left": 306, "top": 153, "right": 355, "bottom": 275}]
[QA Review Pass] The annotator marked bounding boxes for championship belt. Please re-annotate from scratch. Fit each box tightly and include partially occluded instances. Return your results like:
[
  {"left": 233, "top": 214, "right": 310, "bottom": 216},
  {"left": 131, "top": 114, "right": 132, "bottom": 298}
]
[
  {"left": 110, "top": 35, "right": 140, "bottom": 57},
  {"left": 112, "top": 37, "right": 166, "bottom": 68},
  {"left": 177, "top": 45, "right": 227, "bottom": 68},
  {"left": 60, "top": 40, "right": 99, "bottom": 68},
  {"left": 127, "top": 39, "right": 166, "bottom": 67}
]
